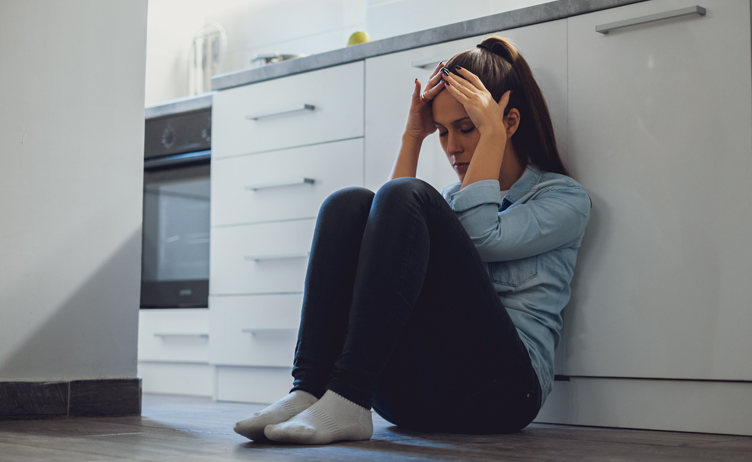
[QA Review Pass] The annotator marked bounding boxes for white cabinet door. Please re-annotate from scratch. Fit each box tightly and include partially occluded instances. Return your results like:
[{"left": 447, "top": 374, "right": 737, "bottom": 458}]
[
  {"left": 563, "top": 0, "right": 752, "bottom": 379},
  {"left": 364, "top": 19, "right": 568, "bottom": 192}
]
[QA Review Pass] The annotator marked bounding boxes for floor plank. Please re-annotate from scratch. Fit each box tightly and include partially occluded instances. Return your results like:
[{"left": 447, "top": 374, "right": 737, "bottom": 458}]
[{"left": 0, "top": 393, "right": 750, "bottom": 461}]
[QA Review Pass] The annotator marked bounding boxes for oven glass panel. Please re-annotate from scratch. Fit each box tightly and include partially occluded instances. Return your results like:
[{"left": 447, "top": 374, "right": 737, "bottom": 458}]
[{"left": 141, "top": 162, "right": 210, "bottom": 307}]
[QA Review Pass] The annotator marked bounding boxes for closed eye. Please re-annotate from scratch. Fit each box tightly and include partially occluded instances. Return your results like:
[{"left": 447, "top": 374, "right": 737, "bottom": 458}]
[{"left": 438, "top": 127, "right": 475, "bottom": 136}]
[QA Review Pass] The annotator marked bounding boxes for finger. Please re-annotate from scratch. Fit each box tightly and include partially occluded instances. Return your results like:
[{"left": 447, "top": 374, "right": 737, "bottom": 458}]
[
  {"left": 444, "top": 72, "right": 476, "bottom": 99},
  {"left": 498, "top": 89, "right": 512, "bottom": 110},
  {"left": 412, "top": 78, "right": 424, "bottom": 105},
  {"left": 443, "top": 77, "right": 471, "bottom": 104},
  {"left": 427, "top": 68, "right": 445, "bottom": 87},
  {"left": 424, "top": 78, "right": 446, "bottom": 99},
  {"left": 455, "top": 67, "right": 488, "bottom": 92},
  {"left": 427, "top": 61, "right": 445, "bottom": 81}
]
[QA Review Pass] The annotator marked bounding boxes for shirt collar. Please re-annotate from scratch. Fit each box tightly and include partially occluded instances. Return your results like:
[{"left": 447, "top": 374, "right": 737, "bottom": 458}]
[{"left": 500, "top": 163, "right": 542, "bottom": 211}]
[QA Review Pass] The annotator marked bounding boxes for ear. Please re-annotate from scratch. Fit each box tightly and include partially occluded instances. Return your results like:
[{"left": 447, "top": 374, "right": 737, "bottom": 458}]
[{"left": 504, "top": 108, "right": 521, "bottom": 138}]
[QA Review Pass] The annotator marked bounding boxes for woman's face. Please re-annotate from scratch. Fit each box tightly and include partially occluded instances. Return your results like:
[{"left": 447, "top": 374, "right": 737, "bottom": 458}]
[{"left": 431, "top": 89, "right": 482, "bottom": 183}]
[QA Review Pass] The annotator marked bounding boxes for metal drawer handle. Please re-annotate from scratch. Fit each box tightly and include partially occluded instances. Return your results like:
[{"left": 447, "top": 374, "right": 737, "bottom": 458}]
[
  {"left": 242, "top": 328, "right": 297, "bottom": 336},
  {"left": 245, "top": 178, "right": 315, "bottom": 191},
  {"left": 245, "top": 103, "right": 315, "bottom": 121},
  {"left": 596, "top": 5, "right": 706, "bottom": 34},
  {"left": 411, "top": 56, "right": 447, "bottom": 69},
  {"left": 244, "top": 251, "right": 310, "bottom": 262},
  {"left": 154, "top": 333, "right": 209, "bottom": 339}
]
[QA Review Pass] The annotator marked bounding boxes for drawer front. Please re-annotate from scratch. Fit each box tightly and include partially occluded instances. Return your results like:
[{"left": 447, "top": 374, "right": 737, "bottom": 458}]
[
  {"left": 211, "top": 137, "right": 364, "bottom": 226},
  {"left": 216, "top": 365, "right": 294, "bottom": 404},
  {"left": 209, "top": 294, "right": 303, "bottom": 367},
  {"left": 210, "top": 219, "right": 315, "bottom": 295},
  {"left": 138, "top": 309, "right": 210, "bottom": 363},
  {"left": 212, "top": 61, "right": 364, "bottom": 159}
]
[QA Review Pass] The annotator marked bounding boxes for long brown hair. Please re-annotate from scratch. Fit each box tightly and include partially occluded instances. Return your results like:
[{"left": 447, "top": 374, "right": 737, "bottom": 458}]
[{"left": 445, "top": 36, "right": 569, "bottom": 177}]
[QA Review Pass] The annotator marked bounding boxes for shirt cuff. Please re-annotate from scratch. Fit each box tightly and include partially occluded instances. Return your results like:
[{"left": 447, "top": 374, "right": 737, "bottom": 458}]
[{"left": 446, "top": 179, "right": 503, "bottom": 212}]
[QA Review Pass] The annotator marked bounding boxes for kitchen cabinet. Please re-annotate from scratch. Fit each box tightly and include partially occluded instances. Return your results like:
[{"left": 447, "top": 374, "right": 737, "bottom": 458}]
[
  {"left": 364, "top": 19, "right": 568, "bottom": 192},
  {"left": 536, "top": 0, "right": 752, "bottom": 435},
  {"left": 561, "top": 0, "right": 752, "bottom": 380},
  {"left": 137, "top": 309, "right": 213, "bottom": 397},
  {"left": 209, "top": 62, "right": 365, "bottom": 403}
]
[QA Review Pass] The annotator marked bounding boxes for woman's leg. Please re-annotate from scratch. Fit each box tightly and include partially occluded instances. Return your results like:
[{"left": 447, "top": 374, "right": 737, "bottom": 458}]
[
  {"left": 266, "top": 177, "right": 540, "bottom": 443},
  {"left": 289, "top": 186, "right": 375, "bottom": 398},
  {"left": 234, "top": 186, "right": 374, "bottom": 441}
]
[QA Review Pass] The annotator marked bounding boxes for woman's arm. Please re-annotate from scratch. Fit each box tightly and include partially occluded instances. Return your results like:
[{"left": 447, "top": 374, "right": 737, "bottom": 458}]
[
  {"left": 460, "top": 131, "right": 506, "bottom": 190},
  {"left": 389, "top": 62, "right": 448, "bottom": 182},
  {"left": 388, "top": 133, "right": 423, "bottom": 180}
]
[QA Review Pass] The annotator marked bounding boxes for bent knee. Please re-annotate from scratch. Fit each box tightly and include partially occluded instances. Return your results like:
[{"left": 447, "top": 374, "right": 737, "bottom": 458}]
[
  {"left": 376, "top": 177, "right": 438, "bottom": 203},
  {"left": 321, "top": 186, "right": 374, "bottom": 211}
]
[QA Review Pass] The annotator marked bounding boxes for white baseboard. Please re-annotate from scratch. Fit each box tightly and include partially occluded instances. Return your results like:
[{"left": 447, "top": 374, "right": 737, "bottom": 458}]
[{"left": 535, "top": 377, "right": 752, "bottom": 436}]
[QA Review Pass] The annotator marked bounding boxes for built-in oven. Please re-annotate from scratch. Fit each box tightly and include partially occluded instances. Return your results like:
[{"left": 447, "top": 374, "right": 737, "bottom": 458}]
[{"left": 141, "top": 97, "right": 212, "bottom": 308}]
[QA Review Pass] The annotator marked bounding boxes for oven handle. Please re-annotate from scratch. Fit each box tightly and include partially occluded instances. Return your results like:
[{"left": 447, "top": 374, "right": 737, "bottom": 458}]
[
  {"left": 245, "top": 178, "right": 315, "bottom": 191},
  {"left": 244, "top": 251, "right": 310, "bottom": 262}
]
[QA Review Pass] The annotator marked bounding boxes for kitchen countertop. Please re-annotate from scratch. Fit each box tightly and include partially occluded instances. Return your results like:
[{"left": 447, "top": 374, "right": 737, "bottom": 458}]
[{"left": 211, "top": 0, "right": 647, "bottom": 91}]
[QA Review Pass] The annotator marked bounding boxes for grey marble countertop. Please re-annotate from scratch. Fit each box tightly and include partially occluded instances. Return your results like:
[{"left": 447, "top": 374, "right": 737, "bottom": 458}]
[{"left": 211, "top": 0, "right": 646, "bottom": 92}]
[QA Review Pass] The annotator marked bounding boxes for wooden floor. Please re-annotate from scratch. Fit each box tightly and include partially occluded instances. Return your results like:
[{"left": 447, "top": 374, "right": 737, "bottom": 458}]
[{"left": 1, "top": 393, "right": 751, "bottom": 461}]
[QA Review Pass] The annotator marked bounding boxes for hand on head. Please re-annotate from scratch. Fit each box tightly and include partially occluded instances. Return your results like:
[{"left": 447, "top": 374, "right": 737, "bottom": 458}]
[{"left": 404, "top": 61, "right": 448, "bottom": 141}]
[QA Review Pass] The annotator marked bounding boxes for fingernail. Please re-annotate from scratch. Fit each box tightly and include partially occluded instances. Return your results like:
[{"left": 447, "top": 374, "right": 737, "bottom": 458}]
[
  {"left": 441, "top": 68, "right": 449, "bottom": 76},
  {"left": 415, "top": 78, "right": 417, "bottom": 83}
]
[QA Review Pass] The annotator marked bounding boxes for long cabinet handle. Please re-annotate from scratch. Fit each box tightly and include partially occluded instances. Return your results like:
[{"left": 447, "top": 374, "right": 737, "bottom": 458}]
[
  {"left": 244, "top": 251, "right": 310, "bottom": 262},
  {"left": 241, "top": 328, "right": 297, "bottom": 336},
  {"left": 411, "top": 56, "right": 446, "bottom": 69},
  {"left": 154, "top": 333, "right": 209, "bottom": 339},
  {"left": 596, "top": 5, "right": 706, "bottom": 34},
  {"left": 245, "top": 103, "right": 315, "bottom": 120},
  {"left": 245, "top": 178, "right": 315, "bottom": 191}
]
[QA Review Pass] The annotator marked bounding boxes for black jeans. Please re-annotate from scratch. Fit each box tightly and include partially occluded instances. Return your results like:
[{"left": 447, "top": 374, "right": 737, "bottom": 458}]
[{"left": 289, "top": 177, "right": 541, "bottom": 433}]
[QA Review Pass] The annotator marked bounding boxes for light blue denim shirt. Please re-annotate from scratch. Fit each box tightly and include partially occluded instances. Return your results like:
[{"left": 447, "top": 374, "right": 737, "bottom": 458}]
[{"left": 441, "top": 163, "right": 592, "bottom": 407}]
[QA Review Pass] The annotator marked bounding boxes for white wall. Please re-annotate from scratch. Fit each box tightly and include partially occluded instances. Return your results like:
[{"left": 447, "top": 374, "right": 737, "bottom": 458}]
[
  {"left": 145, "top": 0, "right": 549, "bottom": 105},
  {"left": 0, "top": 0, "right": 147, "bottom": 382}
]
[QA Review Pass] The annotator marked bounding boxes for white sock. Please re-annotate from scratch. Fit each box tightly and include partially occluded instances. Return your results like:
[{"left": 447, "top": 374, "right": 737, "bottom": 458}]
[
  {"left": 233, "top": 390, "right": 319, "bottom": 441},
  {"left": 264, "top": 389, "right": 373, "bottom": 444}
]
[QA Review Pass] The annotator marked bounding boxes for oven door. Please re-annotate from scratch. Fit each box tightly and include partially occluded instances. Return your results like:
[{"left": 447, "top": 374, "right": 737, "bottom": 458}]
[{"left": 141, "top": 157, "right": 210, "bottom": 308}]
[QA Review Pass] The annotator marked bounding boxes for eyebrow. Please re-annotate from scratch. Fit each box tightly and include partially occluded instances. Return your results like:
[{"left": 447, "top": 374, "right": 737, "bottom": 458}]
[{"left": 434, "top": 117, "right": 471, "bottom": 126}]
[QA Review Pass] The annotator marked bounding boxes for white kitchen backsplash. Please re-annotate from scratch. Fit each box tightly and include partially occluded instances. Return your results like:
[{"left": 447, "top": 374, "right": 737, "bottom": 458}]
[{"left": 145, "top": 0, "right": 550, "bottom": 105}]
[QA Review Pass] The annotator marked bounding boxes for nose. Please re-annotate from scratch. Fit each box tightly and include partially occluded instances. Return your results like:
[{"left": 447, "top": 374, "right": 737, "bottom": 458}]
[{"left": 446, "top": 132, "right": 463, "bottom": 156}]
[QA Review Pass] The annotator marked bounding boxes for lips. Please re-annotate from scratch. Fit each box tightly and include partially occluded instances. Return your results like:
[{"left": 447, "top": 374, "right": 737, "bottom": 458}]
[{"left": 454, "top": 162, "right": 469, "bottom": 170}]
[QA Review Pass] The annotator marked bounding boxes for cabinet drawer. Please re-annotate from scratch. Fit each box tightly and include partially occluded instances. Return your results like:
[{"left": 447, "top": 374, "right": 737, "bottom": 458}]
[
  {"left": 209, "top": 294, "right": 302, "bottom": 367},
  {"left": 212, "top": 61, "right": 364, "bottom": 159},
  {"left": 216, "top": 365, "right": 294, "bottom": 404},
  {"left": 210, "top": 219, "right": 315, "bottom": 295},
  {"left": 138, "top": 309, "right": 210, "bottom": 363},
  {"left": 211, "top": 137, "right": 364, "bottom": 226}
]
